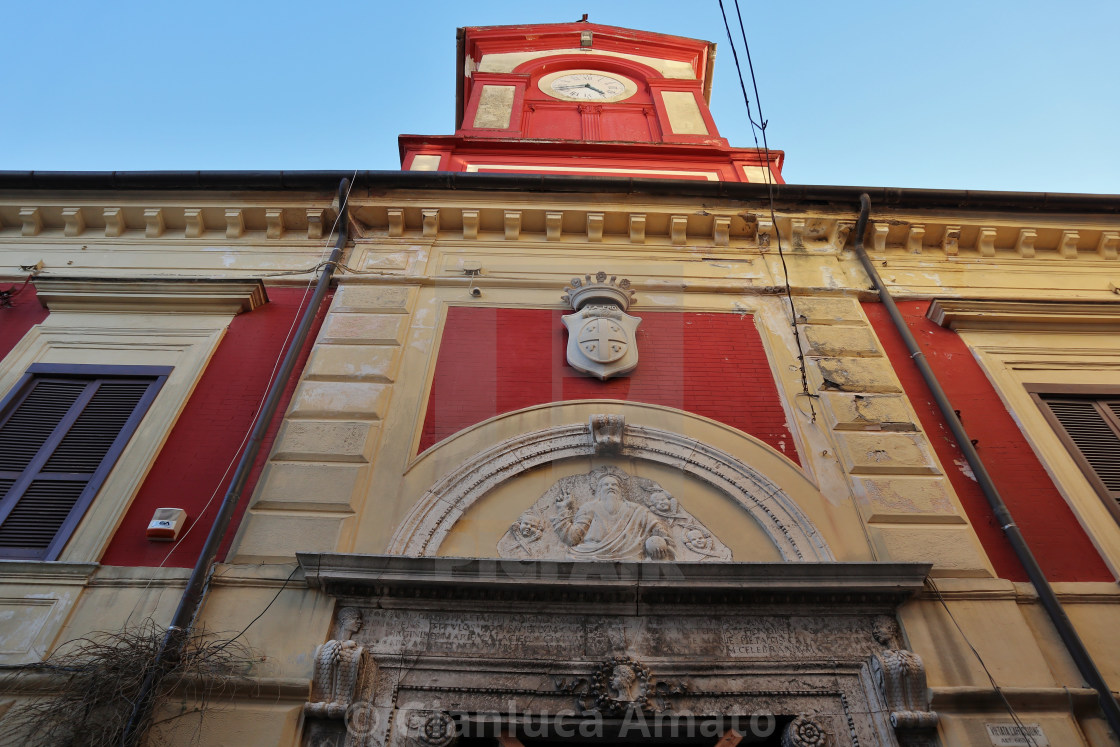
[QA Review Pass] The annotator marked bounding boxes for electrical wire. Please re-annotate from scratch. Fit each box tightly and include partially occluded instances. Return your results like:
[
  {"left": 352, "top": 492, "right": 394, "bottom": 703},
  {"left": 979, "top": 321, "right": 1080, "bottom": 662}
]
[
  {"left": 213, "top": 564, "right": 301, "bottom": 652},
  {"left": 716, "top": 0, "right": 816, "bottom": 421},
  {"left": 926, "top": 578, "right": 1039, "bottom": 746}
]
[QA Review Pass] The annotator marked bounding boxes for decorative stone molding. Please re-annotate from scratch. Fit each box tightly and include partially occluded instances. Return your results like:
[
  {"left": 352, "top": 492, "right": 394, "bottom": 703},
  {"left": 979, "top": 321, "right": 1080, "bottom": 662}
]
[
  {"left": 586, "top": 212, "right": 604, "bottom": 242},
  {"left": 757, "top": 218, "right": 774, "bottom": 249},
  {"left": 307, "top": 208, "right": 327, "bottom": 240},
  {"left": 462, "top": 209, "right": 480, "bottom": 240},
  {"left": 906, "top": 224, "right": 925, "bottom": 254},
  {"left": 782, "top": 715, "right": 829, "bottom": 747},
  {"left": 1057, "top": 230, "right": 1079, "bottom": 258},
  {"left": 184, "top": 208, "right": 205, "bottom": 238},
  {"left": 387, "top": 208, "right": 404, "bottom": 237},
  {"left": 589, "top": 414, "right": 624, "bottom": 453},
  {"left": 1015, "top": 228, "right": 1037, "bottom": 258},
  {"left": 301, "top": 554, "right": 929, "bottom": 607},
  {"left": 225, "top": 208, "right": 245, "bottom": 239},
  {"left": 976, "top": 227, "right": 997, "bottom": 258},
  {"left": 545, "top": 211, "right": 562, "bottom": 241},
  {"left": 387, "top": 418, "right": 834, "bottom": 561},
  {"left": 629, "top": 213, "right": 646, "bottom": 244},
  {"left": 7, "top": 197, "right": 1116, "bottom": 260},
  {"left": 19, "top": 207, "right": 42, "bottom": 237},
  {"left": 941, "top": 225, "right": 961, "bottom": 256},
  {"left": 504, "top": 210, "right": 521, "bottom": 240},
  {"left": 33, "top": 277, "right": 268, "bottom": 314},
  {"left": 62, "top": 207, "right": 85, "bottom": 237},
  {"left": 408, "top": 711, "right": 456, "bottom": 747},
  {"left": 422, "top": 208, "right": 440, "bottom": 238},
  {"left": 1098, "top": 230, "right": 1119, "bottom": 260},
  {"left": 713, "top": 216, "right": 731, "bottom": 246},
  {"left": 143, "top": 208, "right": 165, "bottom": 238},
  {"left": 832, "top": 220, "right": 855, "bottom": 251},
  {"left": 298, "top": 555, "right": 930, "bottom": 747},
  {"left": 265, "top": 208, "right": 285, "bottom": 239},
  {"left": 670, "top": 214, "right": 687, "bottom": 245},
  {"left": 870, "top": 222, "right": 888, "bottom": 252},
  {"left": 104, "top": 207, "right": 126, "bottom": 237},
  {"left": 927, "top": 298, "right": 1120, "bottom": 332}
]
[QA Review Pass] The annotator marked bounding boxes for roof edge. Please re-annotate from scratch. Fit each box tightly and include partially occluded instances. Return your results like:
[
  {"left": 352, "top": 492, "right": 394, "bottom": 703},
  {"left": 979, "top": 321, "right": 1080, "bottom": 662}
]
[{"left": 1, "top": 170, "right": 1117, "bottom": 214}]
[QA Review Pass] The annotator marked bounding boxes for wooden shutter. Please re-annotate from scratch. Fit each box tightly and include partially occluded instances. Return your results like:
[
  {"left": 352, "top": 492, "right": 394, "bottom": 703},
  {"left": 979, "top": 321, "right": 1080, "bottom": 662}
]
[
  {"left": 0, "top": 369, "right": 166, "bottom": 560},
  {"left": 1038, "top": 394, "right": 1120, "bottom": 515}
]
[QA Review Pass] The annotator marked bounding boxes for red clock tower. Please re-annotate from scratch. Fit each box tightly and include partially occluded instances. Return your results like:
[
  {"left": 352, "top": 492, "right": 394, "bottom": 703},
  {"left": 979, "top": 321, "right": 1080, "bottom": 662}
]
[{"left": 399, "top": 21, "right": 783, "bottom": 183}]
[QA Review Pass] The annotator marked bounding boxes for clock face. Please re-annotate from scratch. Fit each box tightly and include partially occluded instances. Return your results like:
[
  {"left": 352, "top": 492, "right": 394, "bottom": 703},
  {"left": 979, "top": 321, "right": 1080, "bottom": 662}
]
[{"left": 538, "top": 70, "right": 638, "bottom": 103}]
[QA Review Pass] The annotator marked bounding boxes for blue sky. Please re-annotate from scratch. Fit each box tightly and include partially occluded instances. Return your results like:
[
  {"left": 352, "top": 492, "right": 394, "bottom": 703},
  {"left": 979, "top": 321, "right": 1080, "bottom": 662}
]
[{"left": 3, "top": 1, "right": 1118, "bottom": 194}]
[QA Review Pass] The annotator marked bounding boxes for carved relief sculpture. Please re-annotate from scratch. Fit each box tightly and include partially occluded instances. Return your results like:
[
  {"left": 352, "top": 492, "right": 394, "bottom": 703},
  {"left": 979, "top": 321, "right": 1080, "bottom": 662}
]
[
  {"left": 782, "top": 715, "right": 829, "bottom": 747},
  {"left": 870, "top": 615, "right": 939, "bottom": 741},
  {"left": 554, "top": 656, "right": 687, "bottom": 716},
  {"left": 561, "top": 271, "right": 641, "bottom": 380},
  {"left": 498, "top": 466, "right": 731, "bottom": 561},
  {"left": 305, "top": 607, "right": 371, "bottom": 719}
]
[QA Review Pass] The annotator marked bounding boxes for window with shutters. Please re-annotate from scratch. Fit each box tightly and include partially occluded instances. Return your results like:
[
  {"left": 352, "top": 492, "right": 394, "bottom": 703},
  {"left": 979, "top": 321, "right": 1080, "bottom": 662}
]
[
  {"left": 1032, "top": 388, "right": 1120, "bottom": 524},
  {"left": 0, "top": 364, "right": 169, "bottom": 560}
]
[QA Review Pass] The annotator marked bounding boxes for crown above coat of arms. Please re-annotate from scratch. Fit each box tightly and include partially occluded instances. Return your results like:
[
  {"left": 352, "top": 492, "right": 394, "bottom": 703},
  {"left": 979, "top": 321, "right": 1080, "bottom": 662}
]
[
  {"left": 561, "top": 271, "right": 641, "bottom": 380},
  {"left": 562, "top": 271, "right": 636, "bottom": 312}
]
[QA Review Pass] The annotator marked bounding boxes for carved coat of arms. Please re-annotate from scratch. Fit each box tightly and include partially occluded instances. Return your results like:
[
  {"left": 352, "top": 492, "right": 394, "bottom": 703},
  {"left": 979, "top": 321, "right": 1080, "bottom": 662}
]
[{"left": 561, "top": 271, "right": 641, "bottom": 380}]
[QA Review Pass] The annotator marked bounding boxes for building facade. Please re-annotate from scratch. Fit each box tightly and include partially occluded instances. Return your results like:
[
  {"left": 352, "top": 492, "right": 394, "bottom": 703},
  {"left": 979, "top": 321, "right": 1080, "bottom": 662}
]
[{"left": 0, "top": 20, "right": 1118, "bottom": 747}]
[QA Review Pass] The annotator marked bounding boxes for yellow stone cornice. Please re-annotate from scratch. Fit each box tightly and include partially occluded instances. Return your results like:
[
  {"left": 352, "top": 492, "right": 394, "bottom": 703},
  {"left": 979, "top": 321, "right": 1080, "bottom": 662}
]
[{"left": 927, "top": 297, "right": 1120, "bottom": 331}]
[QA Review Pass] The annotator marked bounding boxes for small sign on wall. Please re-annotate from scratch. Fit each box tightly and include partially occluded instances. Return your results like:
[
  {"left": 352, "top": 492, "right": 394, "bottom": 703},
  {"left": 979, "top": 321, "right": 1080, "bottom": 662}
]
[{"left": 985, "top": 723, "right": 1049, "bottom": 746}]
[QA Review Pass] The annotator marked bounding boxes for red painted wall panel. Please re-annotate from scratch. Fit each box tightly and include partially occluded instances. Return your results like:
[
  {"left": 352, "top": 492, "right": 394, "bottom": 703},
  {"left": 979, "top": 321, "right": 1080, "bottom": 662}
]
[
  {"left": 864, "top": 301, "right": 1112, "bottom": 582},
  {"left": 0, "top": 283, "right": 49, "bottom": 360},
  {"left": 101, "top": 287, "right": 330, "bottom": 568},
  {"left": 420, "top": 308, "right": 798, "bottom": 464}
]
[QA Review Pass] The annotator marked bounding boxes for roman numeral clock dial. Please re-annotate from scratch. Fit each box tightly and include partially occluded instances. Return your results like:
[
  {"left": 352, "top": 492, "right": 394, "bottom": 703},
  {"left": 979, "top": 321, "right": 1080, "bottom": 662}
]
[{"left": 538, "top": 70, "right": 638, "bottom": 103}]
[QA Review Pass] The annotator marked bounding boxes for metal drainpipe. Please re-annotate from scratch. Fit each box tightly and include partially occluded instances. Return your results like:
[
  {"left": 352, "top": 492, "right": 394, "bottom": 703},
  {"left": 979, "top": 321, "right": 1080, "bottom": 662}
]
[
  {"left": 852, "top": 193, "right": 1120, "bottom": 733},
  {"left": 119, "top": 178, "right": 352, "bottom": 746}
]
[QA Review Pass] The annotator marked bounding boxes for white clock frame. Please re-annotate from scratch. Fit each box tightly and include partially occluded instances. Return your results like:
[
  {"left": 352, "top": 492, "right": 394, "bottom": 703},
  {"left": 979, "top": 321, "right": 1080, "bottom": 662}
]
[{"left": 537, "top": 69, "right": 639, "bottom": 103}]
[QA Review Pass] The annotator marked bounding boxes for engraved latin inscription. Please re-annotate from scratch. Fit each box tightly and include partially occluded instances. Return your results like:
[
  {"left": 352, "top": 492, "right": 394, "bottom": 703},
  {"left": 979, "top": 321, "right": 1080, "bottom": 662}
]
[{"left": 358, "top": 611, "right": 879, "bottom": 661}]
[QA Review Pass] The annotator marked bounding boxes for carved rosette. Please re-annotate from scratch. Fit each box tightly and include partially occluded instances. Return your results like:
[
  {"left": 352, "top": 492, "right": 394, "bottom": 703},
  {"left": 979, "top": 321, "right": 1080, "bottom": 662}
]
[
  {"left": 781, "top": 715, "right": 828, "bottom": 747},
  {"left": 412, "top": 711, "right": 457, "bottom": 747},
  {"left": 497, "top": 465, "right": 732, "bottom": 562},
  {"left": 561, "top": 271, "right": 641, "bottom": 380}
]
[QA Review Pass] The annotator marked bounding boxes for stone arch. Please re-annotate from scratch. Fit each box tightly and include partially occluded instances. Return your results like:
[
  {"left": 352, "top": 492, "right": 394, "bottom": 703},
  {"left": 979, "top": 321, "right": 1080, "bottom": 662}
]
[{"left": 389, "top": 403, "right": 834, "bottom": 561}]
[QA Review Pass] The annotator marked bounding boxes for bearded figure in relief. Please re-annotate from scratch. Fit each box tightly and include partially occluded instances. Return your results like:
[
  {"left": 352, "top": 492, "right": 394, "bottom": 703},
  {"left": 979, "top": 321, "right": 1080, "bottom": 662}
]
[{"left": 497, "top": 466, "right": 731, "bottom": 562}]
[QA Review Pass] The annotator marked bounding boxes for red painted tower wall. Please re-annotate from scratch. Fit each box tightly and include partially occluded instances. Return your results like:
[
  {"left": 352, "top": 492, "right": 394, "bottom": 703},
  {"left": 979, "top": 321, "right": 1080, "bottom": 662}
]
[
  {"left": 864, "top": 300, "right": 1112, "bottom": 582},
  {"left": 420, "top": 307, "right": 798, "bottom": 464},
  {"left": 101, "top": 287, "right": 330, "bottom": 568}
]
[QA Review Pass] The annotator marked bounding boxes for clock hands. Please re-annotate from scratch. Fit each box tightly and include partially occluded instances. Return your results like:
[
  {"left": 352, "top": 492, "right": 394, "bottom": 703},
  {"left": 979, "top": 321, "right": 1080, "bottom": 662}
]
[{"left": 554, "top": 83, "right": 608, "bottom": 96}]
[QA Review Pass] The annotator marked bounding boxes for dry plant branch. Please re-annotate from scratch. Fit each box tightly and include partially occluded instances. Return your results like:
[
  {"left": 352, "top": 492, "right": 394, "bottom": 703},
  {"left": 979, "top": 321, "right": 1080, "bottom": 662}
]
[{"left": 0, "top": 618, "right": 255, "bottom": 747}]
